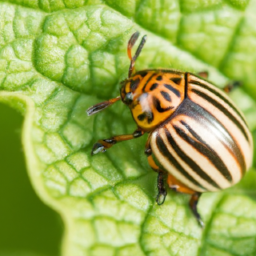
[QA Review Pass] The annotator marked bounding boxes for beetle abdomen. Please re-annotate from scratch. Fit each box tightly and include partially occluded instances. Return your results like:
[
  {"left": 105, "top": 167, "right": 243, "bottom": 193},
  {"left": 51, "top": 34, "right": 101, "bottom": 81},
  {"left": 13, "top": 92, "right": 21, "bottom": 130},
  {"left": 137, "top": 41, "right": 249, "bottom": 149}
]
[{"left": 150, "top": 96, "right": 253, "bottom": 193}]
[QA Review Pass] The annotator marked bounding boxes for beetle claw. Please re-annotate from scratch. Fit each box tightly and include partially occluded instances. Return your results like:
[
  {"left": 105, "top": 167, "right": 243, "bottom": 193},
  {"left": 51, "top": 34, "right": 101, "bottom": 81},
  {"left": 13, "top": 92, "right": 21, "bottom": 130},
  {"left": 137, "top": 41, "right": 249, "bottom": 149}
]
[
  {"left": 189, "top": 193, "right": 205, "bottom": 228},
  {"left": 156, "top": 190, "right": 167, "bottom": 205},
  {"left": 192, "top": 205, "right": 204, "bottom": 228},
  {"left": 197, "top": 218, "right": 205, "bottom": 228},
  {"left": 91, "top": 142, "right": 106, "bottom": 155}
]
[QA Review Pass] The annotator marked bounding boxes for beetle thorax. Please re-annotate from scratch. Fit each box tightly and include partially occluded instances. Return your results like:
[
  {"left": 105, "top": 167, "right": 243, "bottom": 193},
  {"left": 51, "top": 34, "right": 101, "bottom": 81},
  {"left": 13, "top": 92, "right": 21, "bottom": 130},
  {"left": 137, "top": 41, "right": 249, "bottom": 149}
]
[{"left": 120, "top": 70, "right": 186, "bottom": 131}]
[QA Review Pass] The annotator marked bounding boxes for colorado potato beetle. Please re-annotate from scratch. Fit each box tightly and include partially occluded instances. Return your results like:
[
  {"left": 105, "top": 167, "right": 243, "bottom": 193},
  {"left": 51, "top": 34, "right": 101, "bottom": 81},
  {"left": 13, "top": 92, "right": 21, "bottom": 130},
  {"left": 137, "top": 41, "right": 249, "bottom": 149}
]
[{"left": 87, "top": 32, "right": 253, "bottom": 227}]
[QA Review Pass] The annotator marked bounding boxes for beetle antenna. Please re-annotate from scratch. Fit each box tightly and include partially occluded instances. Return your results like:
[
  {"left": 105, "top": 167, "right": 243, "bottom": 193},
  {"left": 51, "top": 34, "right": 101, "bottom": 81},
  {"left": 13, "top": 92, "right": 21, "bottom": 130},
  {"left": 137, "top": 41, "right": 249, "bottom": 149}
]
[
  {"left": 86, "top": 96, "right": 121, "bottom": 116},
  {"left": 127, "top": 32, "right": 147, "bottom": 77}
]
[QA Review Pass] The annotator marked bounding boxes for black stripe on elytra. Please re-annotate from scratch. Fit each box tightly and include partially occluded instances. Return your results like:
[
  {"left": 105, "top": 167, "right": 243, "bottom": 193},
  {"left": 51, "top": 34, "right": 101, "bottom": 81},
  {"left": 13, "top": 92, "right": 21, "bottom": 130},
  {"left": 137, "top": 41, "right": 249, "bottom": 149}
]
[
  {"left": 150, "top": 83, "right": 158, "bottom": 91},
  {"left": 192, "top": 88, "right": 249, "bottom": 142},
  {"left": 130, "top": 78, "right": 140, "bottom": 92},
  {"left": 166, "top": 127, "right": 221, "bottom": 188},
  {"left": 176, "top": 121, "right": 233, "bottom": 182},
  {"left": 180, "top": 99, "right": 243, "bottom": 166},
  {"left": 143, "top": 73, "right": 156, "bottom": 91},
  {"left": 164, "top": 84, "right": 181, "bottom": 97},
  {"left": 153, "top": 96, "right": 173, "bottom": 112},
  {"left": 170, "top": 77, "right": 182, "bottom": 86},
  {"left": 156, "top": 75, "right": 163, "bottom": 81},
  {"left": 190, "top": 79, "right": 247, "bottom": 125},
  {"left": 160, "top": 91, "right": 172, "bottom": 102},
  {"left": 180, "top": 120, "right": 246, "bottom": 174},
  {"left": 156, "top": 131, "right": 205, "bottom": 190}
]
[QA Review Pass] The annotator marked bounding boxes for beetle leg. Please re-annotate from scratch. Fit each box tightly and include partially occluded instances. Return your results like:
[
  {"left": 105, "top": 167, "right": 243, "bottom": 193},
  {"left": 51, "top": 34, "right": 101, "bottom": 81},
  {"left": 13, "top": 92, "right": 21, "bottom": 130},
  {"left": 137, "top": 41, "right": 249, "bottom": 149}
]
[
  {"left": 167, "top": 174, "right": 195, "bottom": 194},
  {"left": 189, "top": 192, "right": 204, "bottom": 228},
  {"left": 197, "top": 71, "right": 209, "bottom": 79},
  {"left": 91, "top": 128, "right": 144, "bottom": 155},
  {"left": 145, "top": 136, "right": 204, "bottom": 226},
  {"left": 167, "top": 174, "right": 204, "bottom": 227},
  {"left": 156, "top": 171, "right": 167, "bottom": 205},
  {"left": 223, "top": 81, "right": 241, "bottom": 93},
  {"left": 145, "top": 138, "right": 167, "bottom": 205}
]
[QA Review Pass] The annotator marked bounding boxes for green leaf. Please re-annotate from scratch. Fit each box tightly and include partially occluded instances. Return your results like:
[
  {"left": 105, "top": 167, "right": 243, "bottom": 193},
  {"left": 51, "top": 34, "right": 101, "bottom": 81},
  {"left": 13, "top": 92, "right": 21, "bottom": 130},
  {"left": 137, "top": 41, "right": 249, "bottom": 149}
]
[{"left": 0, "top": 1, "right": 256, "bottom": 256}]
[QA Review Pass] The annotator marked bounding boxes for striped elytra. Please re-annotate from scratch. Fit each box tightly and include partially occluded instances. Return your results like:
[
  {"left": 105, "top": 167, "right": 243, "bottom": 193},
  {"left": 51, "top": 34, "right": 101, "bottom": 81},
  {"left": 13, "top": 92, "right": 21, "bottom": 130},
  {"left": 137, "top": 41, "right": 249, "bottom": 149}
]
[
  {"left": 87, "top": 32, "right": 253, "bottom": 227},
  {"left": 150, "top": 72, "right": 252, "bottom": 193}
]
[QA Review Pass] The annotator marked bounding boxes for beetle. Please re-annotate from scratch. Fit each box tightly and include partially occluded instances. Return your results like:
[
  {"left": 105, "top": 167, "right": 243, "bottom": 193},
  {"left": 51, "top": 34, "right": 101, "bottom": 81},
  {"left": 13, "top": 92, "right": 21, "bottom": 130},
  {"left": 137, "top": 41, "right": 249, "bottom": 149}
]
[{"left": 87, "top": 32, "right": 253, "bottom": 227}]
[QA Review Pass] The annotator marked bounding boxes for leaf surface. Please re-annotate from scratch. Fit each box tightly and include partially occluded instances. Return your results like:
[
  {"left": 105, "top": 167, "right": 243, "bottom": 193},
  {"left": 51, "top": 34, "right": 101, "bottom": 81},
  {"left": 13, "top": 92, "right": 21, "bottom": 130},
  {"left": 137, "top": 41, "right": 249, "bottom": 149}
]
[{"left": 1, "top": 1, "right": 256, "bottom": 255}]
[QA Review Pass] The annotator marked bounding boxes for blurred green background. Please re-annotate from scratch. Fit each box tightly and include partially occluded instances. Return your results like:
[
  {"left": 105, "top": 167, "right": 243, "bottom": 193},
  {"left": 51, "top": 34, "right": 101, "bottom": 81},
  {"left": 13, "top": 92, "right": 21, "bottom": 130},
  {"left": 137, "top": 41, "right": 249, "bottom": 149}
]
[{"left": 0, "top": 103, "right": 62, "bottom": 256}]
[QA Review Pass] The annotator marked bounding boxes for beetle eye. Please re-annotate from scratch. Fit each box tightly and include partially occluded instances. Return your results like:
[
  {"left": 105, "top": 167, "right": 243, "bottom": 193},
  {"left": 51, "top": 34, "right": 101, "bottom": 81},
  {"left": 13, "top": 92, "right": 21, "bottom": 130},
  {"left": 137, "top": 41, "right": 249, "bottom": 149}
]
[{"left": 123, "top": 92, "right": 133, "bottom": 104}]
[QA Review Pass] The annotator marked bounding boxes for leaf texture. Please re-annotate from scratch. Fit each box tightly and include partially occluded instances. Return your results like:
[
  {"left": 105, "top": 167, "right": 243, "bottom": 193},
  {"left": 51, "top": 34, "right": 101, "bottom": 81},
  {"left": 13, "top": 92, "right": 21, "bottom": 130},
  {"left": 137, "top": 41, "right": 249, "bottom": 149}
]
[{"left": 0, "top": 1, "right": 256, "bottom": 255}]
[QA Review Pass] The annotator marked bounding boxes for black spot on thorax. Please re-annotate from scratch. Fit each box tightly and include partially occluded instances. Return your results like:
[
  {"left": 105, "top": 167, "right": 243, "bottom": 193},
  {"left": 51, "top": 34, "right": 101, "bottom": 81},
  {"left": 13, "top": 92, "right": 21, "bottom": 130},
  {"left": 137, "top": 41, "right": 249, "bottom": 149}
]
[
  {"left": 150, "top": 83, "right": 158, "bottom": 91},
  {"left": 160, "top": 91, "right": 172, "bottom": 102},
  {"left": 139, "top": 71, "right": 148, "bottom": 77},
  {"left": 153, "top": 96, "right": 174, "bottom": 112},
  {"left": 130, "top": 78, "right": 140, "bottom": 92},
  {"left": 137, "top": 111, "right": 154, "bottom": 124},
  {"left": 137, "top": 113, "right": 146, "bottom": 121},
  {"left": 170, "top": 77, "right": 182, "bottom": 86},
  {"left": 164, "top": 84, "right": 181, "bottom": 97}
]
